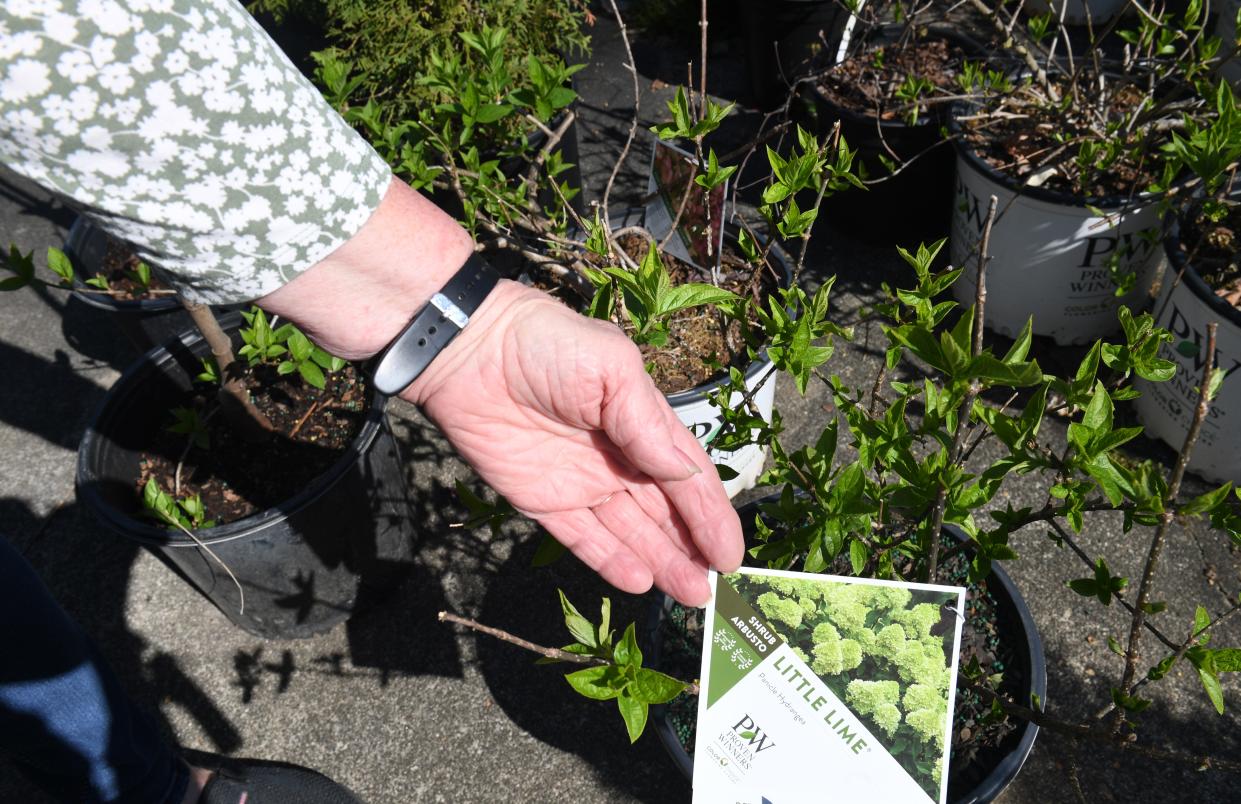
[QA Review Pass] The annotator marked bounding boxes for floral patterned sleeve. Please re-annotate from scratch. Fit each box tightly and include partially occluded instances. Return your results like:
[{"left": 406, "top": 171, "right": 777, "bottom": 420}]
[{"left": 0, "top": 0, "right": 392, "bottom": 304}]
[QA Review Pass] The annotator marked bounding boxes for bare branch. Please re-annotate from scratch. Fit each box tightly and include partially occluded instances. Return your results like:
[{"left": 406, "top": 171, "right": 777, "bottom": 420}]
[
  {"left": 1117, "top": 322, "right": 1219, "bottom": 714},
  {"left": 600, "top": 0, "right": 642, "bottom": 236}
]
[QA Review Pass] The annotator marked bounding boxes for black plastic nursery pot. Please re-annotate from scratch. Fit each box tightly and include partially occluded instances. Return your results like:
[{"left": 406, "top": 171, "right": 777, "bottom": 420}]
[
  {"left": 76, "top": 314, "right": 416, "bottom": 639},
  {"left": 646, "top": 498, "right": 1046, "bottom": 803},
  {"left": 737, "top": 0, "right": 844, "bottom": 110},
  {"left": 64, "top": 217, "right": 198, "bottom": 354},
  {"left": 803, "top": 25, "right": 978, "bottom": 245}
]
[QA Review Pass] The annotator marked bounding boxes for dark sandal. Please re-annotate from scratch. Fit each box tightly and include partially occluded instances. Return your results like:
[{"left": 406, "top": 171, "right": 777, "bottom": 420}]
[{"left": 196, "top": 756, "right": 365, "bottom": 804}]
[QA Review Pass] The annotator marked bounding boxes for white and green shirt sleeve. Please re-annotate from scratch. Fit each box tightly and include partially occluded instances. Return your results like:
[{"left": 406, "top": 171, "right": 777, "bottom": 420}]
[{"left": 0, "top": 0, "right": 392, "bottom": 303}]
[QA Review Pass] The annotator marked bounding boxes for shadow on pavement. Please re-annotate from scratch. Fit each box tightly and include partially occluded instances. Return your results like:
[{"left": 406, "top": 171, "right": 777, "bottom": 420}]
[
  {"left": 473, "top": 533, "right": 691, "bottom": 803},
  {"left": 0, "top": 496, "right": 242, "bottom": 801}
]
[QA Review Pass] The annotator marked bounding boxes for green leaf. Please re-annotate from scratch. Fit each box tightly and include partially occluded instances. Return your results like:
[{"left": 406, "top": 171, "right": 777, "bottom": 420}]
[
  {"left": 1213, "top": 648, "right": 1241, "bottom": 672},
  {"left": 475, "top": 103, "right": 513, "bottom": 124},
  {"left": 613, "top": 623, "right": 642, "bottom": 668},
  {"left": 531, "top": 532, "right": 566, "bottom": 567},
  {"left": 1197, "top": 664, "right": 1225, "bottom": 714},
  {"left": 1181, "top": 483, "right": 1233, "bottom": 516},
  {"left": 715, "top": 463, "right": 740, "bottom": 481},
  {"left": 1068, "top": 578, "right": 1098, "bottom": 598},
  {"left": 657, "top": 283, "right": 740, "bottom": 316},
  {"left": 1207, "top": 368, "right": 1227, "bottom": 402},
  {"left": 1107, "top": 636, "right": 1125, "bottom": 656},
  {"left": 46, "top": 247, "right": 74, "bottom": 284},
  {"left": 565, "top": 665, "right": 623, "bottom": 700},
  {"left": 558, "top": 590, "right": 598, "bottom": 649},
  {"left": 1082, "top": 382, "right": 1114, "bottom": 434},
  {"left": 599, "top": 597, "right": 612, "bottom": 646},
  {"left": 1003, "top": 318, "right": 1034, "bottom": 365},
  {"left": 629, "top": 668, "right": 686, "bottom": 704},
  {"left": 1084, "top": 454, "right": 1130, "bottom": 506},
  {"left": 1111, "top": 688, "right": 1153, "bottom": 713},
  {"left": 297, "top": 361, "right": 326, "bottom": 389},
  {"left": 1148, "top": 654, "right": 1177, "bottom": 681},
  {"left": 1196, "top": 606, "right": 1212, "bottom": 645},
  {"left": 969, "top": 354, "right": 1043, "bottom": 387},
  {"left": 848, "top": 539, "right": 867, "bottom": 575},
  {"left": 617, "top": 693, "right": 649, "bottom": 743}
]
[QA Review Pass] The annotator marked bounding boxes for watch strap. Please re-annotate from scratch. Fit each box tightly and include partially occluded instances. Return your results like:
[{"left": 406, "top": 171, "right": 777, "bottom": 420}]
[{"left": 370, "top": 253, "right": 499, "bottom": 396}]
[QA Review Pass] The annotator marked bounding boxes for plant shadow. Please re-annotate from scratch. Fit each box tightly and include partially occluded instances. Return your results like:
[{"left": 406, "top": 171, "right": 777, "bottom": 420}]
[{"left": 472, "top": 532, "right": 691, "bottom": 803}]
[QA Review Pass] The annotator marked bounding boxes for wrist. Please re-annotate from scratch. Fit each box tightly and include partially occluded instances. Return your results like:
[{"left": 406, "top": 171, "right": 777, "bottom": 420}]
[
  {"left": 369, "top": 253, "right": 500, "bottom": 396},
  {"left": 400, "top": 279, "right": 544, "bottom": 405},
  {"left": 257, "top": 177, "right": 475, "bottom": 360}
]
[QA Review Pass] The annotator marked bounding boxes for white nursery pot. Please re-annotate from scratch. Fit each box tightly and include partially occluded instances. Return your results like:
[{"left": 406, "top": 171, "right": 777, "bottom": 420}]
[
  {"left": 1134, "top": 233, "right": 1241, "bottom": 484},
  {"left": 668, "top": 356, "right": 778, "bottom": 498},
  {"left": 1024, "top": 0, "right": 1127, "bottom": 25},
  {"left": 950, "top": 142, "right": 1163, "bottom": 345},
  {"left": 605, "top": 207, "right": 788, "bottom": 497}
]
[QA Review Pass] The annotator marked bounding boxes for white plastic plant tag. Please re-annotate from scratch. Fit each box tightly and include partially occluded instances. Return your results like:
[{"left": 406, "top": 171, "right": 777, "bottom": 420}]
[
  {"left": 645, "top": 140, "right": 727, "bottom": 275},
  {"left": 693, "top": 567, "right": 966, "bottom": 804}
]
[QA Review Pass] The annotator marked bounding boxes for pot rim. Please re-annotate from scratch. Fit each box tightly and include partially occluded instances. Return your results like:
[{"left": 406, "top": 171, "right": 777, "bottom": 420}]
[
  {"left": 75, "top": 312, "right": 387, "bottom": 547},
  {"left": 1162, "top": 210, "right": 1241, "bottom": 330},
  {"left": 948, "top": 94, "right": 1169, "bottom": 210},
  {"left": 811, "top": 22, "right": 988, "bottom": 130},
  {"left": 65, "top": 216, "right": 183, "bottom": 313},
  {"left": 589, "top": 206, "right": 796, "bottom": 405}
]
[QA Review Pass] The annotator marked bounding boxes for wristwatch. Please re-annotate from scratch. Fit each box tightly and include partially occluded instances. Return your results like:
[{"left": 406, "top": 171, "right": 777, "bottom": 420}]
[{"left": 369, "top": 253, "right": 499, "bottom": 396}]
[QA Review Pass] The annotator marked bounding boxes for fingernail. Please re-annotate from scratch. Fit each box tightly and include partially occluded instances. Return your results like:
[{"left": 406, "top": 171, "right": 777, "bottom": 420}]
[{"left": 673, "top": 446, "right": 703, "bottom": 475}]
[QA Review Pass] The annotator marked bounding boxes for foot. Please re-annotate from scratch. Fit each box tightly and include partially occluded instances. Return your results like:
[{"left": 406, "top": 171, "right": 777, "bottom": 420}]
[
  {"left": 182, "top": 766, "right": 214, "bottom": 804},
  {"left": 182, "top": 752, "right": 364, "bottom": 804}
]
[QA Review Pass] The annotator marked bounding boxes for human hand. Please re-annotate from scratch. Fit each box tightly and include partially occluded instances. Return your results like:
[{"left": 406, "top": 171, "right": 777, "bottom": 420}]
[{"left": 406, "top": 279, "right": 743, "bottom": 607}]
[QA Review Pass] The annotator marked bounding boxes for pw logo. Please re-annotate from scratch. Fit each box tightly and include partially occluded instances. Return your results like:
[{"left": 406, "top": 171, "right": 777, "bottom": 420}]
[{"left": 732, "top": 715, "right": 777, "bottom": 754}]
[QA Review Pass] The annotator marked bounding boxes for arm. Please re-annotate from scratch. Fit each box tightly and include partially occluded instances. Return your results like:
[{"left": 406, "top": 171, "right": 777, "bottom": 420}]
[{"left": 0, "top": 0, "right": 741, "bottom": 606}]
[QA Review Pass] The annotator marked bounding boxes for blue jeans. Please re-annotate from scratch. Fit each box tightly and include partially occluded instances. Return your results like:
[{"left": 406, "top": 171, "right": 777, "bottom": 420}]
[{"left": 0, "top": 536, "right": 189, "bottom": 803}]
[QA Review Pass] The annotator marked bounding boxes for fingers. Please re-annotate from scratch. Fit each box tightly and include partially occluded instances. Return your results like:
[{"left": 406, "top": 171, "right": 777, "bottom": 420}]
[
  {"left": 590, "top": 492, "right": 712, "bottom": 606},
  {"left": 537, "top": 508, "right": 654, "bottom": 596},
  {"left": 538, "top": 494, "right": 715, "bottom": 607},
  {"left": 649, "top": 404, "right": 745, "bottom": 574},
  {"left": 598, "top": 346, "right": 744, "bottom": 573}
]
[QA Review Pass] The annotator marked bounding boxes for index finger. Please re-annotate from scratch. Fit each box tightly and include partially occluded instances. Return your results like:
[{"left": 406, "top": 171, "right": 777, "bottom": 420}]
[{"left": 653, "top": 399, "right": 744, "bottom": 572}]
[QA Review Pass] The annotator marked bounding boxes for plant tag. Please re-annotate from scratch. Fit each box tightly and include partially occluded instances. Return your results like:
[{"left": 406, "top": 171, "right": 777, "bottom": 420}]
[
  {"left": 644, "top": 140, "right": 727, "bottom": 274},
  {"left": 693, "top": 567, "right": 966, "bottom": 804}
]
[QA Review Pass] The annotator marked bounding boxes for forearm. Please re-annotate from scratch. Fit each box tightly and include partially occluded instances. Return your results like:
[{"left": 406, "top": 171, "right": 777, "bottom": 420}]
[{"left": 257, "top": 177, "right": 475, "bottom": 361}]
